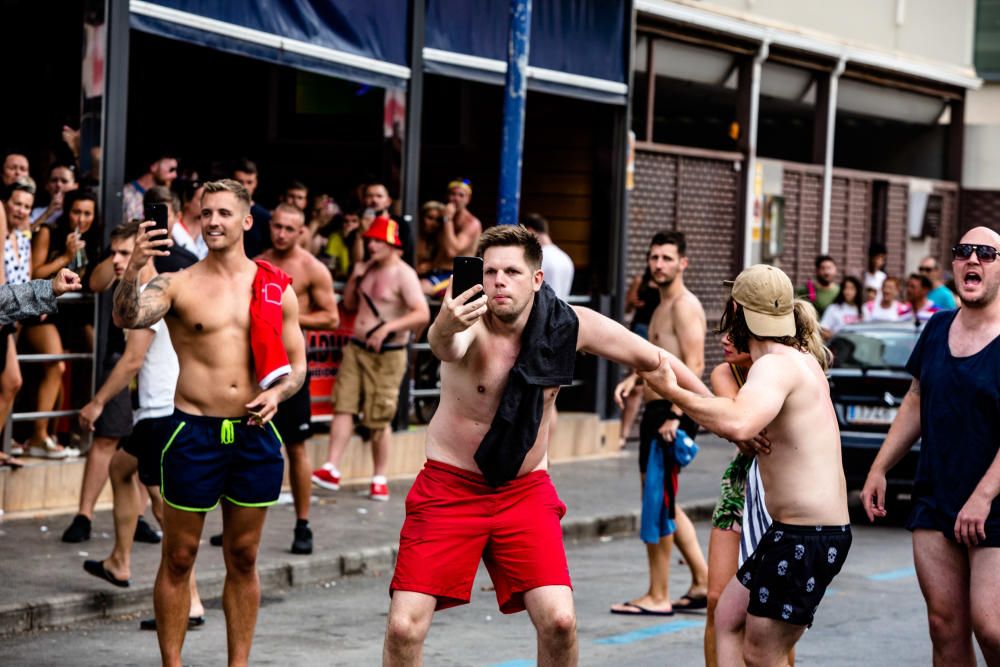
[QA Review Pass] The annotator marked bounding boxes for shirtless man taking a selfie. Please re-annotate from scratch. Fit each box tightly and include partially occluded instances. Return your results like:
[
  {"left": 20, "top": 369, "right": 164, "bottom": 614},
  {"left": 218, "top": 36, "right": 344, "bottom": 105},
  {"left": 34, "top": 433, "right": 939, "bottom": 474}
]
[
  {"left": 382, "top": 225, "right": 711, "bottom": 666},
  {"left": 114, "top": 179, "right": 306, "bottom": 667},
  {"left": 639, "top": 264, "right": 850, "bottom": 666}
]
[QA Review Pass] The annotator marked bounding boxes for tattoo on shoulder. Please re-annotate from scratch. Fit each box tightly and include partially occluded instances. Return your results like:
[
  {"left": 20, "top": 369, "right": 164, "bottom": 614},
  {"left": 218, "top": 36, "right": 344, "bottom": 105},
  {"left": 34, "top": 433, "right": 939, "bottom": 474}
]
[
  {"left": 144, "top": 274, "right": 172, "bottom": 293},
  {"left": 113, "top": 273, "right": 171, "bottom": 328},
  {"left": 909, "top": 380, "right": 920, "bottom": 396}
]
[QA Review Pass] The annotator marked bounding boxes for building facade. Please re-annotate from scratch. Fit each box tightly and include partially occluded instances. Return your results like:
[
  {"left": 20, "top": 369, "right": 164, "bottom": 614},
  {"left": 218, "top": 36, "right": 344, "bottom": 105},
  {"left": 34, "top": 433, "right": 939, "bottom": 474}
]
[{"left": 628, "top": 0, "right": 981, "bottom": 367}]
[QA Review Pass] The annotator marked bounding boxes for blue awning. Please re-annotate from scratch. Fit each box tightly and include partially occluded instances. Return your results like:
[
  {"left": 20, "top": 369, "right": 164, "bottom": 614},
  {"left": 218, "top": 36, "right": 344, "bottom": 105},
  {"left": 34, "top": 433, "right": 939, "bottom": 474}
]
[
  {"left": 129, "top": 0, "right": 411, "bottom": 89},
  {"left": 423, "top": 0, "right": 629, "bottom": 105}
]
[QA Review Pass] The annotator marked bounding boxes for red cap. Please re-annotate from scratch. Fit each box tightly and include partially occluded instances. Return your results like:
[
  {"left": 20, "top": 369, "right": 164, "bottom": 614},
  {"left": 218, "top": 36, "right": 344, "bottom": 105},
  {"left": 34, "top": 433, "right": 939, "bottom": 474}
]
[{"left": 362, "top": 215, "right": 402, "bottom": 248}]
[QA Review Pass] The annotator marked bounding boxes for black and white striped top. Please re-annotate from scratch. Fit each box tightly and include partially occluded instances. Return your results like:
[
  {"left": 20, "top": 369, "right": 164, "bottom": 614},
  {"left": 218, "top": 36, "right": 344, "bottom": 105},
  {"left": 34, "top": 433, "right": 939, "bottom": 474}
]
[{"left": 739, "top": 458, "right": 773, "bottom": 567}]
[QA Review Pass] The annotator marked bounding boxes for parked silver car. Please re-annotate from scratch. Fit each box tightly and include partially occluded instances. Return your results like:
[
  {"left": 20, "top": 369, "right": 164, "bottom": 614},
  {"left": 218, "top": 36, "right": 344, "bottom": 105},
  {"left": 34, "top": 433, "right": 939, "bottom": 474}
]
[{"left": 827, "top": 322, "right": 923, "bottom": 500}]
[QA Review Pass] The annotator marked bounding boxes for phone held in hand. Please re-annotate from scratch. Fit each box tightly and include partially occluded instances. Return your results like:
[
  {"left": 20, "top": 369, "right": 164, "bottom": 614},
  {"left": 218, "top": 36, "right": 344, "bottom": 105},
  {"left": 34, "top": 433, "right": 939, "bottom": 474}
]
[
  {"left": 452, "top": 256, "right": 484, "bottom": 304},
  {"left": 143, "top": 202, "right": 170, "bottom": 235}
]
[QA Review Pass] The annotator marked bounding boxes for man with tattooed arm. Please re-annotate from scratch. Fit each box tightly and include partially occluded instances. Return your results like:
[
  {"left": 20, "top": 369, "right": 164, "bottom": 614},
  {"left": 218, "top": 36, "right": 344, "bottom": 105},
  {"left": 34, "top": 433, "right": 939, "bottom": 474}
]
[{"left": 113, "top": 179, "right": 306, "bottom": 667}]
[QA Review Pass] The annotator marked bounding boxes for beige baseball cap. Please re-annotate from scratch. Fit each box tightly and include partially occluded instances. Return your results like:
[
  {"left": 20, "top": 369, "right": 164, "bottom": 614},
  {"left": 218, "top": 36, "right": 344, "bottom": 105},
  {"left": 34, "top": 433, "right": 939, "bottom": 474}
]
[{"left": 731, "top": 264, "right": 795, "bottom": 337}]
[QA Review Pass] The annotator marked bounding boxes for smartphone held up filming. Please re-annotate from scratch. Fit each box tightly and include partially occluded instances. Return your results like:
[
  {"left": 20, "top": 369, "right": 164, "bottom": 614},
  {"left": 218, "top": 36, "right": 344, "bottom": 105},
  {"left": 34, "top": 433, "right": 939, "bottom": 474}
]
[
  {"left": 143, "top": 202, "right": 170, "bottom": 234},
  {"left": 452, "top": 256, "right": 484, "bottom": 304}
]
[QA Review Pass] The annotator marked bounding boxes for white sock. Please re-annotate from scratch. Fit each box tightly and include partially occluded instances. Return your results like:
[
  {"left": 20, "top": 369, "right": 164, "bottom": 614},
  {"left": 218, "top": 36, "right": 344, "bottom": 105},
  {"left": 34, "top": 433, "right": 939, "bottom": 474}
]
[
  {"left": 372, "top": 475, "right": 387, "bottom": 486},
  {"left": 324, "top": 463, "right": 341, "bottom": 477}
]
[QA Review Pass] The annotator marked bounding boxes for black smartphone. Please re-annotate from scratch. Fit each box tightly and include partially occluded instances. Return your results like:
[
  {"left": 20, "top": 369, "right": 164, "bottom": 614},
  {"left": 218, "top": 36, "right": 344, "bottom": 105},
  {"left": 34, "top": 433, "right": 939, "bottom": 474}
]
[
  {"left": 143, "top": 202, "right": 169, "bottom": 234},
  {"left": 452, "top": 256, "right": 484, "bottom": 303}
]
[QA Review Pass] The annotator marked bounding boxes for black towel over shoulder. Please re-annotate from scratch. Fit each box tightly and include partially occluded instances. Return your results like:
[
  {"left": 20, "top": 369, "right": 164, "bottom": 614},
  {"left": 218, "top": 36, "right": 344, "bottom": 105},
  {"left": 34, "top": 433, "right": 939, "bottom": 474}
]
[{"left": 474, "top": 283, "right": 579, "bottom": 486}]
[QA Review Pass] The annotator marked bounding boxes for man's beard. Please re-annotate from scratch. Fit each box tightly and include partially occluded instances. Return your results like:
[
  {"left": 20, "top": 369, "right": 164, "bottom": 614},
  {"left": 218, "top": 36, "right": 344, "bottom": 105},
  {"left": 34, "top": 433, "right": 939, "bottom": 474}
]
[
  {"left": 489, "top": 298, "right": 529, "bottom": 323},
  {"left": 654, "top": 274, "right": 674, "bottom": 288},
  {"left": 960, "top": 280, "right": 1000, "bottom": 309},
  {"left": 816, "top": 276, "right": 831, "bottom": 287}
]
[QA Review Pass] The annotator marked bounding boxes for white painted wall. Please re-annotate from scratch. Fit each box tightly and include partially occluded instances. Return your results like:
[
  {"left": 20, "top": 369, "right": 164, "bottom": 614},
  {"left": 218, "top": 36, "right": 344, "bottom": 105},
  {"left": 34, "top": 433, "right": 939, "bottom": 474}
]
[
  {"left": 963, "top": 124, "right": 1000, "bottom": 189},
  {"left": 688, "top": 0, "right": 975, "bottom": 68},
  {"left": 965, "top": 83, "right": 1000, "bottom": 125}
]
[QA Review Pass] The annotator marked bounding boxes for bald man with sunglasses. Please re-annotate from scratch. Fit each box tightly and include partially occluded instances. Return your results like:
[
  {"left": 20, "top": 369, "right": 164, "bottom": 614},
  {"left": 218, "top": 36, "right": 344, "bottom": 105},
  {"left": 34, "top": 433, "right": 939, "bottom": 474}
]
[{"left": 862, "top": 227, "right": 1000, "bottom": 666}]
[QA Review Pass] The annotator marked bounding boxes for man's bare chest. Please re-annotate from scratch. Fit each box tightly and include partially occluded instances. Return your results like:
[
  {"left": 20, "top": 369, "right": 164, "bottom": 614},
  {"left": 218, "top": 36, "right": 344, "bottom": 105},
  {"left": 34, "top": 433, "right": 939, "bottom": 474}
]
[
  {"left": 463, "top": 338, "right": 520, "bottom": 389},
  {"left": 648, "top": 310, "right": 679, "bottom": 350},
  {"left": 173, "top": 282, "right": 251, "bottom": 336},
  {"left": 360, "top": 271, "right": 400, "bottom": 308}
]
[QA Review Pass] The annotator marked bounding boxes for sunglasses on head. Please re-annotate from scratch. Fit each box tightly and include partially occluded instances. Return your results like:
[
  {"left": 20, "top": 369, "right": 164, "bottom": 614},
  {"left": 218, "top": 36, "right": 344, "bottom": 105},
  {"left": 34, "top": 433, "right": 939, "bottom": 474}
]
[{"left": 952, "top": 244, "right": 1000, "bottom": 262}]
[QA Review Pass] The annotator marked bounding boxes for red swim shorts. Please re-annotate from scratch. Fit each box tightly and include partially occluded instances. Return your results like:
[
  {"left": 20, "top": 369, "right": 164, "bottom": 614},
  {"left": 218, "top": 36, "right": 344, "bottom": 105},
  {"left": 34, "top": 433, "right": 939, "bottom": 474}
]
[{"left": 390, "top": 460, "right": 571, "bottom": 614}]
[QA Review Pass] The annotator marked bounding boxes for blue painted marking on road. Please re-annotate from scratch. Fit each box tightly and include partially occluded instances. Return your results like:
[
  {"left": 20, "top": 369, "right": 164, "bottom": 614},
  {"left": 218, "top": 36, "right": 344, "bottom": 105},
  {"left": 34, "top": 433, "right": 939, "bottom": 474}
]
[
  {"left": 867, "top": 567, "right": 916, "bottom": 582},
  {"left": 594, "top": 619, "right": 704, "bottom": 645},
  {"left": 486, "top": 661, "right": 535, "bottom": 667}
]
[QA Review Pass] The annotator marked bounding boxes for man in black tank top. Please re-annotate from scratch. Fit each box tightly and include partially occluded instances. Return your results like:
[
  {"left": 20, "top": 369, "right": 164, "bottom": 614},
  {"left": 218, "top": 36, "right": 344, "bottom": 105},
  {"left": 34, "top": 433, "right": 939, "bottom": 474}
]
[{"left": 863, "top": 227, "right": 1000, "bottom": 666}]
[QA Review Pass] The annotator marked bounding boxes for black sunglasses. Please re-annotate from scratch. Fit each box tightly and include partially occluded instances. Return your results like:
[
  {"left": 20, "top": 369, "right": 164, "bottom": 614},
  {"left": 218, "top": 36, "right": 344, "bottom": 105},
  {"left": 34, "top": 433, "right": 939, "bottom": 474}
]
[{"left": 952, "top": 244, "right": 1000, "bottom": 262}]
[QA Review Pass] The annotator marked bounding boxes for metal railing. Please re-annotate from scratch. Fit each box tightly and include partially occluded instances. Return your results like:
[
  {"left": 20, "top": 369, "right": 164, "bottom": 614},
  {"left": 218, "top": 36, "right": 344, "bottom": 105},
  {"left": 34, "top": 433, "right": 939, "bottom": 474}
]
[
  {"left": 1, "top": 284, "right": 598, "bottom": 453},
  {"left": 2, "top": 293, "right": 97, "bottom": 454}
]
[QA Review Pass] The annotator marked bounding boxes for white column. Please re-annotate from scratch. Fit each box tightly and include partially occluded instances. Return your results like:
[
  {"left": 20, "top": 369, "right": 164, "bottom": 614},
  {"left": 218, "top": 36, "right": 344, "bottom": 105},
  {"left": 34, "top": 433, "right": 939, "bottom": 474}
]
[
  {"left": 742, "top": 40, "right": 769, "bottom": 268},
  {"left": 820, "top": 57, "right": 847, "bottom": 255}
]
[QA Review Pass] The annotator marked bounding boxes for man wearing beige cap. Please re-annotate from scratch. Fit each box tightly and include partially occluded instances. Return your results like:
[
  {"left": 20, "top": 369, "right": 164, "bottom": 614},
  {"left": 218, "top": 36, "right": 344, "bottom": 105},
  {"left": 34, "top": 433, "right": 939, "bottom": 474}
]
[{"left": 640, "top": 264, "right": 851, "bottom": 665}]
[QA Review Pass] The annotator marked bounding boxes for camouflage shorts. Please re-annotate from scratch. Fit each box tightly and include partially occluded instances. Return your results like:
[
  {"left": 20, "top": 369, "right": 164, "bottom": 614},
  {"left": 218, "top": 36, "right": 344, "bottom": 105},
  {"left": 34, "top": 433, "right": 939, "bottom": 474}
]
[{"left": 711, "top": 454, "right": 753, "bottom": 530}]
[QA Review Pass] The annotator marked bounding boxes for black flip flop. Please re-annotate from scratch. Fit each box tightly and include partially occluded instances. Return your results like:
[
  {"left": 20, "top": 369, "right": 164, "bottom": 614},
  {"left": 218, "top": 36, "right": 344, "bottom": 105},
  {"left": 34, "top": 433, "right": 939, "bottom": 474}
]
[
  {"left": 139, "top": 616, "right": 205, "bottom": 631},
  {"left": 83, "top": 560, "right": 130, "bottom": 588},
  {"left": 610, "top": 602, "right": 675, "bottom": 616},
  {"left": 671, "top": 593, "right": 707, "bottom": 612}
]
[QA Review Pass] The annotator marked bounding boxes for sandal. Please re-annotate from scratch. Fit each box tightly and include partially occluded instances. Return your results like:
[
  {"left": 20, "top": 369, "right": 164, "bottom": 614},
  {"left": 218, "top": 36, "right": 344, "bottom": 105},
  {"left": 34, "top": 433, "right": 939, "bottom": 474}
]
[
  {"left": 0, "top": 452, "right": 24, "bottom": 469},
  {"left": 27, "top": 436, "right": 77, "bottom": 460},
  {"left": 671, "top": 593, "right": 708, "bottom": 612}
]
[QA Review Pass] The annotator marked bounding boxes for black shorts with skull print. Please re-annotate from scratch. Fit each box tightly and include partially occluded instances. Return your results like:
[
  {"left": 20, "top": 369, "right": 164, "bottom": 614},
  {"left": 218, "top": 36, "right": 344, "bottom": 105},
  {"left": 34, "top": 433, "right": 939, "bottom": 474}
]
[{"left": 737, "top": 521, "right": 852, "bottom": 626}]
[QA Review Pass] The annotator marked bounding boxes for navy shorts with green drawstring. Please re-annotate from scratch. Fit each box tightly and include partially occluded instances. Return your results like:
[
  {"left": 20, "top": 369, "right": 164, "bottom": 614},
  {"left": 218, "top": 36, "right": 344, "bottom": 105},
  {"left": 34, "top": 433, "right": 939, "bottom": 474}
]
[{"left": 160, "top": 409, "right": 285, "bottom": 512}]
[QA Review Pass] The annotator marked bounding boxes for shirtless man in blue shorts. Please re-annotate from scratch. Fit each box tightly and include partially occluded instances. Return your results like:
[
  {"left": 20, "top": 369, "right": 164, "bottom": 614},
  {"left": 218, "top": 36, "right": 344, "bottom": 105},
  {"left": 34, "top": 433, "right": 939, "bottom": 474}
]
[{"left": 114, "top": 179, "right": 306, "bottom": 667}]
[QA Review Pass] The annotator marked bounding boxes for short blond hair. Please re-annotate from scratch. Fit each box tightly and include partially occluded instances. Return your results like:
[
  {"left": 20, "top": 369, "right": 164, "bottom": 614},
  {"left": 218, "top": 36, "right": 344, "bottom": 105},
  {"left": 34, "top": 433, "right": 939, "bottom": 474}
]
[
  {"left": 273, "top": 202, "right": 305, "bottom": 225},
  {"left": 202, "top": 178, "right": 251, "bottom": 212}
]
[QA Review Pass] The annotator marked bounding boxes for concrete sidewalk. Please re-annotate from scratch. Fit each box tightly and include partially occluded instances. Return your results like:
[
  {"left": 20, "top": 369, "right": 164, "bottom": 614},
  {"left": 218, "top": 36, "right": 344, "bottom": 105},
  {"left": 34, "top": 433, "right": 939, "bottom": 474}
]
[{"left": 0, "top": 435, "right": 734, "bottom": 636}]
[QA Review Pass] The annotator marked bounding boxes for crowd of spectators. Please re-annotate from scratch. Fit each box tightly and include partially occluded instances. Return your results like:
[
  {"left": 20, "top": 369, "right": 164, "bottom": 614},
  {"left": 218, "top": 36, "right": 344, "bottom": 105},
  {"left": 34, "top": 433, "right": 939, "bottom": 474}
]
[
  {"left": 1, "top": 142, "right": 579, "bottom": 472},
  {"left": 796, "top": 245, "right": 959, "bottom": 340}
]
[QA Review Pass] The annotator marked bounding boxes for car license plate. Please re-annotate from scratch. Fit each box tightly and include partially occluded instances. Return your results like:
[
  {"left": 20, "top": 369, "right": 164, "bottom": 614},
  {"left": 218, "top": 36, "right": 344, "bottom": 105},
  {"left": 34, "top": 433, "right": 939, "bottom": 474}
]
[{"left": 847, "top": 405, "right": 897, "bottom": 425}]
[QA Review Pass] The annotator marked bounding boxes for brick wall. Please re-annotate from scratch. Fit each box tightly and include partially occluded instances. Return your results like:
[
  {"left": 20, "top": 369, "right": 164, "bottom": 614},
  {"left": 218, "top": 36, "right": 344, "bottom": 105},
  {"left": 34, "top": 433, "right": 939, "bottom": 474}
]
[
  {"left": 628, "top": 149, "right": 741, "bottom": 378},
  {"left": 929, "top": 187, "right": 959, "bottom": 272},
  {"left": 778, "top": 169, "right": 822, "bottom": 286},
  {"left": 828, "top": 177, "right": 872, "bottom": 280},
  {"left": 961, "top": 188, "right": 1000, "bottom": 235},
  {"left": 884, "top": 183, "right": 908, "bottom": 279}
]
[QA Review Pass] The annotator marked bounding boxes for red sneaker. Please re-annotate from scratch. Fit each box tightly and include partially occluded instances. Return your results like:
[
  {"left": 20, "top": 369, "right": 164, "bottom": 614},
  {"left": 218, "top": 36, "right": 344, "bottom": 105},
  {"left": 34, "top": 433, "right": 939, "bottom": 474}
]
[
  {"left": 369, "top": 481, "right": 390, "bottom": 502},
  {"left": 311, "top": 464, "right": 341, "bottom": 491}
]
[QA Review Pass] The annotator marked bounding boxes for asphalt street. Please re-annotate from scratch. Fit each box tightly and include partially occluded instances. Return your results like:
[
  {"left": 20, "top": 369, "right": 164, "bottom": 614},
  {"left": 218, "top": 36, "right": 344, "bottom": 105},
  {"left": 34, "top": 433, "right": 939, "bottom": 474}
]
[{"left": 1, "top": 514, "right": 977, "bottom": 666}]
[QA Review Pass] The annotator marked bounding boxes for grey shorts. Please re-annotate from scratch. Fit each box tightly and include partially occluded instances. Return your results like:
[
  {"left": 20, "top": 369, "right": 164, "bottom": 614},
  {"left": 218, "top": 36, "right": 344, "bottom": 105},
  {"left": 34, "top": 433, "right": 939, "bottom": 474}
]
[{"left": 95, "top": 387, "right": 133, "bottom": 439}]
